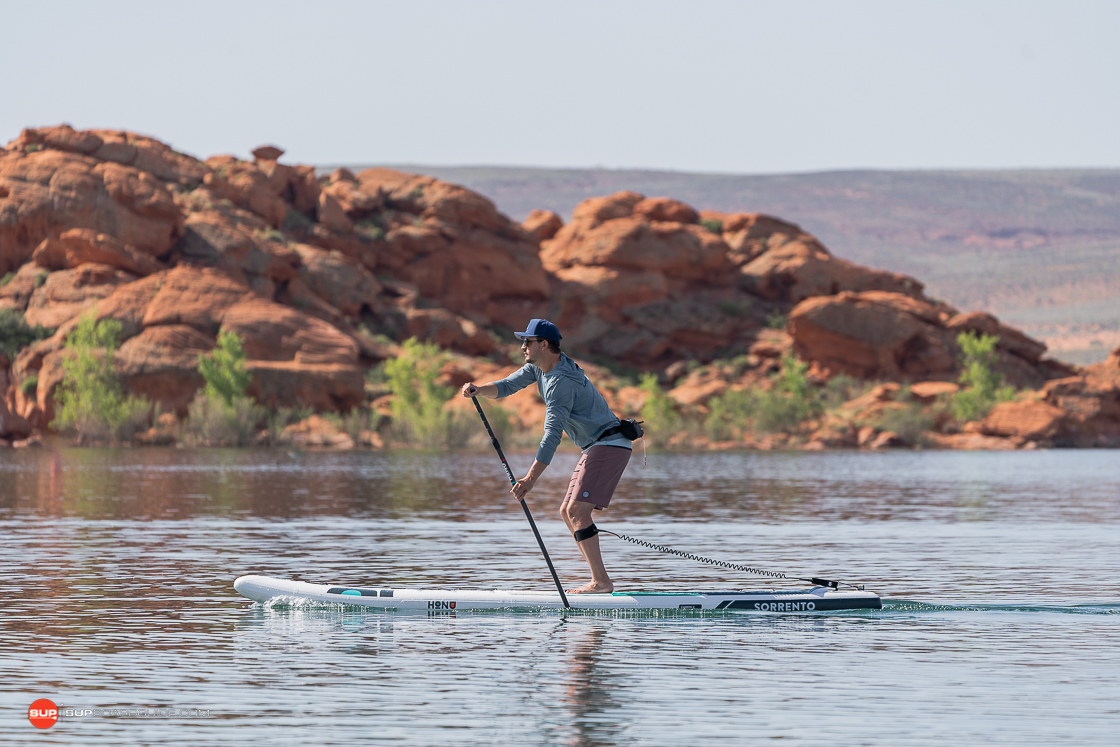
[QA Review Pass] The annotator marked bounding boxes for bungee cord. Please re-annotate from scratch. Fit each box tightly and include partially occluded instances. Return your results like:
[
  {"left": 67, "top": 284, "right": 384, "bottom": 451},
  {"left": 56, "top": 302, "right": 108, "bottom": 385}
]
[{"left": 598, "top": 529, "right": 865, "bottom": 591}]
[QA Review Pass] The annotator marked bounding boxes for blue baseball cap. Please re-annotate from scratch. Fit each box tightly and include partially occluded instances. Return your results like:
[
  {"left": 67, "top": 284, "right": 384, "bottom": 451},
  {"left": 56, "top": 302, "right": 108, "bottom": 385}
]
[{"left": 514, "top": 318, "right": 562, "bottom": 343}]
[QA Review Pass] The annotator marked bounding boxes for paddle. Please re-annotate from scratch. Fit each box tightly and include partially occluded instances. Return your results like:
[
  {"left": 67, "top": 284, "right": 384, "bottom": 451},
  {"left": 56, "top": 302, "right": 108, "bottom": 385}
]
[{"left": 471, "top": 396, "right": 571, "bottom": 609}]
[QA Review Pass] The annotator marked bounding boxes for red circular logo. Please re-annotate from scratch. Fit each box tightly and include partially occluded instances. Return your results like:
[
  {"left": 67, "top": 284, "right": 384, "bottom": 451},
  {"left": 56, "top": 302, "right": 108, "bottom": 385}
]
[{"left": 28, "top": 699, "right": 59, "bottom": 729}]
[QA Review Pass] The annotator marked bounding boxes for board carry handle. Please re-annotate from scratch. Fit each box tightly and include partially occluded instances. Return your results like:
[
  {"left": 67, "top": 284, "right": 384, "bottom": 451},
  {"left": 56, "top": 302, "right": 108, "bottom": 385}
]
[{"left": 472, "top": 396, "right": 571, "bottom": 609}]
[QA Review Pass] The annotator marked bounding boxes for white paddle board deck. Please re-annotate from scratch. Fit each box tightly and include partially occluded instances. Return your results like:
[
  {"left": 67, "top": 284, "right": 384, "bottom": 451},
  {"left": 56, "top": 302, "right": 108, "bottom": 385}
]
[{"left": 234, "top": 575, "right": 882, "bottom": 612}]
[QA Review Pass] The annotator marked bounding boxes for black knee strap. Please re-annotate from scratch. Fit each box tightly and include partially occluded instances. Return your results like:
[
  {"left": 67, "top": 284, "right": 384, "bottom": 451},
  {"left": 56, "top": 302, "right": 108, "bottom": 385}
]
[{"left": 573, "top": 523, "right": 599, "bottom": 542}]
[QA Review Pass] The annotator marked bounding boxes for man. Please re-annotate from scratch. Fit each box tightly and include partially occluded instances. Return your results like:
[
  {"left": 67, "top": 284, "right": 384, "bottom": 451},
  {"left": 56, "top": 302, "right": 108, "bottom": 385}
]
[{"left": 461, "top": 319, "right": 631, "bottom": 594}]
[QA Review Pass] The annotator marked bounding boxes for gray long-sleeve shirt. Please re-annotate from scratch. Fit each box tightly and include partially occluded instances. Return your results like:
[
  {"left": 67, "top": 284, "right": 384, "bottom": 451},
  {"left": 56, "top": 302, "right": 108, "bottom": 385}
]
[{"left": 494, "top": 354, "right": 630, "bottom": 465}]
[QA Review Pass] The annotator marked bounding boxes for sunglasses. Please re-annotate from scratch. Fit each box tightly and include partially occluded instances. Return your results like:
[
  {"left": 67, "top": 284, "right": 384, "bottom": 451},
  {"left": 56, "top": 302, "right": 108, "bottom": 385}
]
[{"left": 520, "top": 338, "right": 544, "bottom": 347}]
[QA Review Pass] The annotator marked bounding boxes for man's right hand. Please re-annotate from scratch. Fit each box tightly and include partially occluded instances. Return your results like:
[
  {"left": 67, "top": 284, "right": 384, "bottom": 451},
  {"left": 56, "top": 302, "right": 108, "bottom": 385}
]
[{"left": 463, "top": 382, "right": 497, "bottom": 398}]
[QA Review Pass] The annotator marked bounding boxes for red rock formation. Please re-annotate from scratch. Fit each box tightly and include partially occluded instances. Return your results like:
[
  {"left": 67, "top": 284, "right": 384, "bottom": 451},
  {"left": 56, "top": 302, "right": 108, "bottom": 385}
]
[
  {"left": 789, "top": 291, "right": 957, "bottom": 380},
  {"left": 0, "top": 395, "right": 32, "bottom": 440},
  {"left": 33, "top": 229, "right": 163, "bottom": 276},
  {"left": 291, "top": 243, "right": 381, "bottom": 319},
  {"left": 788, "top": 290, "right": 1067, "bottom": 389},
  {"left": 11, "top": 265, "right": 366, "bottom": 420},
  {"left": 633, "top": 197, "right": 700, "bottom": 224},
  {"left": 539, "top": 191, "right": 748, "bottom": 365},
  {"left": 115, "top": 325, "right": 214, "bottom": 414},
  {"left": 1040, "top": 346, "right": 1120, "bottom": 446},
  {"left": 24, "top": 263, "right": 136, "bottom": 329},
  {"left": 740, "top": 237, "right": 922, "bottom": 302},
  {"left": 2, "top": 122, "right": 1114, "bottom": 448},
  {"left": 1, "top": 144, "right": 183, "bottom": 274},
  {"left": 356, "top": 167, "right": 549, "bottom": 326},
  {"left": 522, "top": 209, "right": 563, "bottom": 243},
  {"left": 981, "top": 400, "right": 1066, "bottom": 441}
]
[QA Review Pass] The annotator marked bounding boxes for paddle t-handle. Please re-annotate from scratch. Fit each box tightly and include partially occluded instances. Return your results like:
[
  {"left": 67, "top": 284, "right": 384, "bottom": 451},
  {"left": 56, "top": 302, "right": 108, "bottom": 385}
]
[{"left": 471, "top": 396, "right": 571, "bottom": 609}]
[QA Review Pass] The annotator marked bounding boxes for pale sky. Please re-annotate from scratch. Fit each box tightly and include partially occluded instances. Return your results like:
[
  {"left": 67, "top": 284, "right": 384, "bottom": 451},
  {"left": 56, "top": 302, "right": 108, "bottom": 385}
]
[{"left": 4, "top": 0, "right": 1118, "bottom": 173}]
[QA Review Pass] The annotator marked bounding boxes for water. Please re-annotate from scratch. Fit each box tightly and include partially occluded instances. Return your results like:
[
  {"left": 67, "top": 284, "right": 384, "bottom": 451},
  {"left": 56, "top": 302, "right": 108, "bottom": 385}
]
[{"left": 2, "top": 447, "right": 1118, "bottom": 745}]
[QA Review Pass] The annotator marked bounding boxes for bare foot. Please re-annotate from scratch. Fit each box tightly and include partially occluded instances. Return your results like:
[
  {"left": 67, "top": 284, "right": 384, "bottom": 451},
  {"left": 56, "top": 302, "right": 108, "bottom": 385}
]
[{"left": 566, "top": 581, "right": 614, "bottom": 594}]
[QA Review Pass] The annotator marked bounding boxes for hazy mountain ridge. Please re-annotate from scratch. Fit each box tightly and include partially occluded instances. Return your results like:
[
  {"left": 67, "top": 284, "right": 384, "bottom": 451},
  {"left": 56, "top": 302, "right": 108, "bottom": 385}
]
[{"left": 347, "top": 165, "right": 1120, "bottom": 364}]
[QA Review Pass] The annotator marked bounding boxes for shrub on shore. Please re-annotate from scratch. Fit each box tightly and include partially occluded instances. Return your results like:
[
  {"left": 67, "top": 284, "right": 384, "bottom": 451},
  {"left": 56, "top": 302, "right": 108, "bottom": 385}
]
[
  {"left": 752, "top": 353, "right": 824, "bottom": 433},
  {"left": 52, "top": 313, "right": 153, "bottom": 443},
  {"left": 182, "top": 395, "right": 264, "bottom": 447},
  {"left": 639, "top": 372, "right": 684, "bottom": 446},
  {"left": 181, "top": 330, "right": 264, "bottom": 446},
  {"left": 952, "top": 331, "right": 1016, "bottom": 422},
  {"left": 378, "top": 337, "right": 475, "bottom": 448},
  {"left": 874, "top": 402, "right": 935, "bottom": 445}
]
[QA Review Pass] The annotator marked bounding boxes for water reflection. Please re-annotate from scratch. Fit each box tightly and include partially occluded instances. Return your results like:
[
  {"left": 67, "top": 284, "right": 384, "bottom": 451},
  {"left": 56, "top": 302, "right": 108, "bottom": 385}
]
[
  {"left": 1, "top": 447, "right": 1118, "bottom": 524},
  {"left": 558, "top": 622, "right": 622, "bottom": 747}
]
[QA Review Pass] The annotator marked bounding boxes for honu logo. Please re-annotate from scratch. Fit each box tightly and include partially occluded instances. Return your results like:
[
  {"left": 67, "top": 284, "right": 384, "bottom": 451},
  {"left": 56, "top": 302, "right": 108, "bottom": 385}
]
[{"left": 427, "top": 601, "right": 456, "bottom": 609}]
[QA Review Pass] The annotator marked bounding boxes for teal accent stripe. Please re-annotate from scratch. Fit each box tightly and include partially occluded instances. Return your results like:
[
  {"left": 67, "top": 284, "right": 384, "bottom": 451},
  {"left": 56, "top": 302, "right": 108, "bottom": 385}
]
[{"left": 613, "top": 592, "right": 704, "bottom": 597}]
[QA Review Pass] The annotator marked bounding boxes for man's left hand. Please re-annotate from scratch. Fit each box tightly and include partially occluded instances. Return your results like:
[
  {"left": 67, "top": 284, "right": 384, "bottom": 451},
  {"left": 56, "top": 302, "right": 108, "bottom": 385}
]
[{"left": 511, "top": 475, "right": 535, "bottom": 501}]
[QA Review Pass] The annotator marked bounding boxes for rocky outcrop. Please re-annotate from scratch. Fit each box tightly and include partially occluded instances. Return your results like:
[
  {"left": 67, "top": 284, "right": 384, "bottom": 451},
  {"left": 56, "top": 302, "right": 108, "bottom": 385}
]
[
  {"left": 537, "top": 193, "right": 946, "bottom": 368},
  {"left": 980, "top": 400, "right": 1066, "bottom": 441},
  {"left": 1039, "top": 346, "right": 1120, "bottom": 446},
  {"left": 12, "top": 265, "right": 366, "bottom": 422},
  {"left": 1, "top": 144, "right": 183, "bottom": 273},
  {"left": 522, "top": 209, "right": 563, "bottom": 243},
  {"left": 33, "top": 229, "right": 164, "bottom": 277},
  {"left": 354, "top": 167, "right": 549, "bottom": 326},
  {"left": 788, "top": 290, "right": 1072, "bottom": 389},
  {"left": 0, "top": 395, "right": 32, "bottom": 440},
  {"left": 540, "top": 192, "right": 747, "bottom": 365},
  {"left": 2, "top": 123, "right": 1114, "bottom": 449},
  {"left": 24, "top": 263, "right": 136, "bottom": 329},
  {"left": 115, "top": 324, "right": 214, "bottom": 414}
]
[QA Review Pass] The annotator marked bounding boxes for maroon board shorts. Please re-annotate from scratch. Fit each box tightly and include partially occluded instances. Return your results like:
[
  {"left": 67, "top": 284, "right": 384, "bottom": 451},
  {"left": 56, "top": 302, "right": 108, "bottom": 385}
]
[{"left": 564, "top": 445, "right": 631, "bottom": 510}]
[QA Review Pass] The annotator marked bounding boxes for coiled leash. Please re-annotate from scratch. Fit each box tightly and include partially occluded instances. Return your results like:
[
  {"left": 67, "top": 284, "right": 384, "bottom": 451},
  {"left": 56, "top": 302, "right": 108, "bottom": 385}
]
[{"left": 576, "top": 524, "right": 864, "bottom": 591}]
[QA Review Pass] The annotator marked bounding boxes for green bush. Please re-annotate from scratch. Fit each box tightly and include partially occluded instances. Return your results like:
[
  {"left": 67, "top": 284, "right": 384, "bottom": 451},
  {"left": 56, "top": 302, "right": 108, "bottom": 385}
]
[
  {"left": 875, "top": 403, "right": 934, "bottom": 446},
  {"left": 0, "top": 308, "right": 53, "bottom": 360},
  {"left": 182, "top": 330, "right": 262, "bottom": 445},
  {"left": 699, "top": 218, "right": 723, "bottom": 234},
  {"left": 354, "top": 219, "right": 385, "bottom": 241},
  {"left": 21, "top": 374, "right": 38, "bottom": 397},
  {"left": 704, "top": 388, "right": 754, "bottom": 441},
  {"left": 951, "top": 331, "right": 1017, "bottom": 422},
  {"left": 764, "top": 310, "right": 788, "bottom": 330},
  {"left": 282, "top": 209, "right": 313, "bottom": 232},
  {"left": 52, "top": 313, "right": 152, "bottom": 443},
  {"left": 261, "top": 406, "right": 314, "bottom": 444},
  {"left": 819, "top": 373, "right": 867, "bottom": 409},
  {"left": 718, "top": 300, "right": 752, "bottom": 318},
  {"left": 639, "top": 373, "right": 682, "bottom": 446},
  {"left": 181, "top": 395, "right": 264, "bottom": 447},
  {"left": 197, "top": 330, "right": 252, "bottom": 407},
  {"left": 34, "top": 271, "right": 48, "bottom": 288},
  {"left": 341, "top": 407, "right": 384, "bottom": 442},
  {"left": 752, "top": 353, "right": 824, "bottom": 433},
  {"left": 253, "top": 226, "right": 286, "bottom": 243},
  {"left": 1, "top": 271, "right": 15, "bottom": 287},
  {"left": 380, "top": 338, "right": 474, "bottom": 447}
]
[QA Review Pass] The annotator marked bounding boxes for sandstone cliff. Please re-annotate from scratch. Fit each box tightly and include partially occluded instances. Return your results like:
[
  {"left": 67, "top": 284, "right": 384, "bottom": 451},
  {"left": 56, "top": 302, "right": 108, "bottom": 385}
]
[{"left": 1, "top": 124, "right": 1114, "bottom": 449}]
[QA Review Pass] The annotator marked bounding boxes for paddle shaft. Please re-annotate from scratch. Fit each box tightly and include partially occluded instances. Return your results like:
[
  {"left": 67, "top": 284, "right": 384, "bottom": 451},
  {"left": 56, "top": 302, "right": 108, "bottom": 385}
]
[{"left": 471, "top": 396, "right": 570, "bottom": 609}]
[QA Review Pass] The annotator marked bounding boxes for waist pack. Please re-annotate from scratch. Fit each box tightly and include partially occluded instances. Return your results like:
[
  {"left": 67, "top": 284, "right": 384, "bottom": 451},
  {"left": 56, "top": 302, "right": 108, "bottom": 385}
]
[{"left": 596, "top": 417, "right": 644, "bottom": 442}]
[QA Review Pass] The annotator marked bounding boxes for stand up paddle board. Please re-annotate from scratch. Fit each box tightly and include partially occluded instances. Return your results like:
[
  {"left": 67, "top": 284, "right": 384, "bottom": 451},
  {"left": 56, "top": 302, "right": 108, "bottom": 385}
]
[{"left": 234, "top": 575, "right": 882, "bottom": 612}]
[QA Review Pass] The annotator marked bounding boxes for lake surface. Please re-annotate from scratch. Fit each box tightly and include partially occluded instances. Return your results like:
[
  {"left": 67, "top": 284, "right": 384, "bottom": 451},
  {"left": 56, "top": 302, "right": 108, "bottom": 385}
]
[{"left": 2, "top": 447, "right": 1118, "bottom": 745}]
